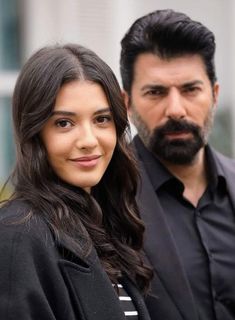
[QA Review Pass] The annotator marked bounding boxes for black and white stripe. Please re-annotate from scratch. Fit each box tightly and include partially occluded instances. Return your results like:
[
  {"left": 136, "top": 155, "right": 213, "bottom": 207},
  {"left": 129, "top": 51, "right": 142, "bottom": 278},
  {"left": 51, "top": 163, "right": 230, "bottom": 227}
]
[{"left": 113, "top": 284, "right": 138, "bottom": 319}]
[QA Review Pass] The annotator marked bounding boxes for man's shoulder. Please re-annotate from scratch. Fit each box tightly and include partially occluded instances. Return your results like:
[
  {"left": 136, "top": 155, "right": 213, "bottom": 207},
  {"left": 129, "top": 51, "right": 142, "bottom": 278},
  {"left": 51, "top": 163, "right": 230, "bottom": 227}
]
[{"left": 210, "top": 147, "right": 235, "bottom": 168}]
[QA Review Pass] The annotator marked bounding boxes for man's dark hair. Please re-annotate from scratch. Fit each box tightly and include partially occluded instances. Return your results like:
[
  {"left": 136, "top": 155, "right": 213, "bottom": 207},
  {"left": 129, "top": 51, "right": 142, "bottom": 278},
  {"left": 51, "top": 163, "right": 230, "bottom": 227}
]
[{"left": 120, "top": 9, "right": 217, "bottom": 93}]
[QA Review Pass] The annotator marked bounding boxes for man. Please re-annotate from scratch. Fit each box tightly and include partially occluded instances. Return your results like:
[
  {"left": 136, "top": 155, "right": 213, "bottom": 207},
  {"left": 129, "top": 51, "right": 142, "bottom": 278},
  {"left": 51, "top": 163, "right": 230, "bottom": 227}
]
[{"left": 120, "top": 9, "right": 235, "bottom": 320}]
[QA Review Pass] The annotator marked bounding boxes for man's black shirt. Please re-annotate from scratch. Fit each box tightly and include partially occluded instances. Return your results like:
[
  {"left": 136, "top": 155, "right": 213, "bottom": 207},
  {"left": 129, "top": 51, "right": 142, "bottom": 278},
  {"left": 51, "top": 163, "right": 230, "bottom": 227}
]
[{"left": 135, "top": 136, "right": 235, "bottom": 320}]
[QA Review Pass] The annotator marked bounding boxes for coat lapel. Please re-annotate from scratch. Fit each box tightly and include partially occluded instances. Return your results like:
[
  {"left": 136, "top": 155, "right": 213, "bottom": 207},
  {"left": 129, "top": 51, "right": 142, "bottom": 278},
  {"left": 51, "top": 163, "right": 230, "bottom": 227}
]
[
  {"left": 213, "top": 149, "right": 235, "bottom": 210},
  {"left": 136, "top": 156, "right": 198, "bottom": 320},
  {"left": 121, "top": 277, "right": 151, "bottom": 320}
]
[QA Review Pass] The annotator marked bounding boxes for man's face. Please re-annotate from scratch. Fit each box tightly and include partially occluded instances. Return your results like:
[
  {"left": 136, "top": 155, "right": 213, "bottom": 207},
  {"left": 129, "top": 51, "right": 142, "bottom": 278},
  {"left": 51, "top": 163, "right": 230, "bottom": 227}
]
[{"left": 124, "top": 53, "right": 219, "bottom": 164}]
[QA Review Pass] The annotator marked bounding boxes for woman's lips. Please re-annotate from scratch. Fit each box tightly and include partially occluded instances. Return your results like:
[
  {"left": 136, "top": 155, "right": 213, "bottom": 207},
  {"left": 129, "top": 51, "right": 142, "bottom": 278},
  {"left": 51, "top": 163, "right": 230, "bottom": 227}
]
[{"left": 70, "top": 155, "right": 101, "bottom": 168}]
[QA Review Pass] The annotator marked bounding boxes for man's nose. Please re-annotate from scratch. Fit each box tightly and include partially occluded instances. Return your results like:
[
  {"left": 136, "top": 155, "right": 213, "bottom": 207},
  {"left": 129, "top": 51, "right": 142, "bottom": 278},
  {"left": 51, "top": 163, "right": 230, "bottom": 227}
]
[{"left": 165, "top": 88, "right": 187, "bottom": 120}]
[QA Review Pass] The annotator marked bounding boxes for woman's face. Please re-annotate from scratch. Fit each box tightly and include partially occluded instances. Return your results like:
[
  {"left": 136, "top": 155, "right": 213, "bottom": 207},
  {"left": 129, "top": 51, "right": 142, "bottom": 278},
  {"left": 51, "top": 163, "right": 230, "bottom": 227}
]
[{"left": 41, "top": 80, "right": 117, "bottom": 193}]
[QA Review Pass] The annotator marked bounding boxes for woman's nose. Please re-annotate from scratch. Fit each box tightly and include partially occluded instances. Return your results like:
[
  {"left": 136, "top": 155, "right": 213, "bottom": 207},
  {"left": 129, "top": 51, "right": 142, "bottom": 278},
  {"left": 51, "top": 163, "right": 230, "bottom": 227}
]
[{"left": 75, "top": 124, "right": 98, "bottom": 150}]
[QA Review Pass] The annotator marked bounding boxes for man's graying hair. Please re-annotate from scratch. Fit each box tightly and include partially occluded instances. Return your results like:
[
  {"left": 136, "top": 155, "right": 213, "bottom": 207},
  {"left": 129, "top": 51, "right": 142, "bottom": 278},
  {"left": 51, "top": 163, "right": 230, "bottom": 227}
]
[{"left": 120, "top": 9, "right": 217, "bottom": 94}]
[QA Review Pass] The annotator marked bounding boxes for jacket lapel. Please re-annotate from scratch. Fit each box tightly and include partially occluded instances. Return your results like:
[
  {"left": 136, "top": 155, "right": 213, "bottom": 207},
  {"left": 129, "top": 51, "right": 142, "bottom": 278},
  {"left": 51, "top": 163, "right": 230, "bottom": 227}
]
[
  {"left": 58, "top": 243, "right": 126, "bottom": 320},
  {"left": 136, "top": 156, "right": 198, "bottom": 320},
  {"left": 121, "top": 277, "right": 151, "bottom": 320},
  {"left": 213, "top": 149, "right": 235, "bottom": 210}
]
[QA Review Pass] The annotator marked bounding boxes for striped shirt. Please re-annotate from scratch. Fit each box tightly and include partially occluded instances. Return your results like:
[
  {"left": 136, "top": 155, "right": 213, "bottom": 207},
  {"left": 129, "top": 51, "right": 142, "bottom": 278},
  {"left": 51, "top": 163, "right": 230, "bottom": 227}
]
[{"left": 113, "top": 284, "right": 138, "bottom": 319}]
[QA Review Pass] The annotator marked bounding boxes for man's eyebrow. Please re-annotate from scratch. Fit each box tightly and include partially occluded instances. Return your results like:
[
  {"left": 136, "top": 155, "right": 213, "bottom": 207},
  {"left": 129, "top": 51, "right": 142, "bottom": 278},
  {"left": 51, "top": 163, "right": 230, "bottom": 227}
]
[
  {"left": 140, "top": 80, "right": 204, "bottom": 92},
  {"left": 51, "top": 107, "right": 111, "bottom": 117},
  {"left": 141, "top": 84, "right": 167, "bottom": 92},
  {"left": 181, "top": 80, "right": 204, "bottom": 88}
]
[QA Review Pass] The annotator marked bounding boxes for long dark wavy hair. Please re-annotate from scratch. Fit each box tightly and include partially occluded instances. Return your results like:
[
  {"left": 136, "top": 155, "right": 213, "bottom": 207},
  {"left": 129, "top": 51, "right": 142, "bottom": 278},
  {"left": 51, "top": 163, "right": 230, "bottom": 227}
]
[{"left": 9, "top": 44, "right": 152, "bottom": 293}]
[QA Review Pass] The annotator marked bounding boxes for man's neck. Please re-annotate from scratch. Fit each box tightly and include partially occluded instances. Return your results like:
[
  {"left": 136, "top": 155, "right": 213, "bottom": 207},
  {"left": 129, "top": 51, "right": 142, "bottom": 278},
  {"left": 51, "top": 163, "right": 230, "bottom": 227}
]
[{"left": 159, "top": 148, "right": 208, "bottom": 207}]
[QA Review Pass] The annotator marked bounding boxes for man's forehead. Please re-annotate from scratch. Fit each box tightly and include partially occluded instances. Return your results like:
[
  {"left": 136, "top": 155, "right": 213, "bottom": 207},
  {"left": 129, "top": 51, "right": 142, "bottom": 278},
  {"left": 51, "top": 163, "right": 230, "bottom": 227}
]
[{"left": 132, "top": 53, "right": 210, "bottom": 86}]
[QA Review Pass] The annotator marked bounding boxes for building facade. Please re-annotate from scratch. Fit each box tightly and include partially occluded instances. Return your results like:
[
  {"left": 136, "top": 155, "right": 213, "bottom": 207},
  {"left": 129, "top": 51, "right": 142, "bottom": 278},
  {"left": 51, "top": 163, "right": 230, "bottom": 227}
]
[{"left": 0, "top": 0, "right": 234, "bottom": 191}]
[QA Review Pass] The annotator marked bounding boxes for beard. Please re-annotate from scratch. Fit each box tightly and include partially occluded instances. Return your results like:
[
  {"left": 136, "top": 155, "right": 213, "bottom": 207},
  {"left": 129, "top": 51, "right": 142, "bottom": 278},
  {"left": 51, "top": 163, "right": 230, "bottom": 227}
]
[{"left": 131, "top": 106, "right": 215, "bottom": 165}]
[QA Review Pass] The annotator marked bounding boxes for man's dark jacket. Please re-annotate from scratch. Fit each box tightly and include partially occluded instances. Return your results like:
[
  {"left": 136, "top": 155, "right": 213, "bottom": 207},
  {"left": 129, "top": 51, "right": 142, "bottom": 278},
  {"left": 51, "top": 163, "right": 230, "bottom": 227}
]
[
  {"left": 0, "top": 199, "right": 150, "bottom": 320},
  {"left": 133, "top": 136, "right": 235, "bottom": 320}
]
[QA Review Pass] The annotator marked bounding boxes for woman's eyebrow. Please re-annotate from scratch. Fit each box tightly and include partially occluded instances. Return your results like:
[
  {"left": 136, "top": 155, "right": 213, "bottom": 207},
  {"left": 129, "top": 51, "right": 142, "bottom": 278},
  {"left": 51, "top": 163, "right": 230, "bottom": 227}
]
[
  {"left": 51, "top": 110, "right": 76, "bottom": 116},
  {"left": 93, "top": 107, "right": 111, "bottom": 115},
  {"left": 51, "top": 107, "right": 111, "bottom": 117}
]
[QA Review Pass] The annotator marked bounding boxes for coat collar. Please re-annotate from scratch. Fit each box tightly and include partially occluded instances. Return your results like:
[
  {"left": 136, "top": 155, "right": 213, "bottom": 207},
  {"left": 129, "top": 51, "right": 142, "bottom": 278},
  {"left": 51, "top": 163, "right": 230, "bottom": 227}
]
[
  {"left": 59, "top": 224, "right": 151, "bottom": 320},
  {"left": 133, "top": 137, "right": 198, "bottom": 320},
  {"left": 121, "top": 277, "right": 151, "bottom": 320},
  {"left": 136, "top": 159, "right": 198, "bottom": 320},
  {"left": 212, "top": 148, "right": 235, "bottom": 209}
]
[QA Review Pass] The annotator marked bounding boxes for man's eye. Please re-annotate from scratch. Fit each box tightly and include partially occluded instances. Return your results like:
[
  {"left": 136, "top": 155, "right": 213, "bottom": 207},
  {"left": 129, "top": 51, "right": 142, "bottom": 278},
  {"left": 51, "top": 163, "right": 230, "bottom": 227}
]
[
  {"left": 145, "top": 89, "right": 165, "bottom": 96},
  {"left": 184, "top": 86, "right": 200, "bottom": 93},
  {"left": 55, "top": 119, "right": 72, "bottom": 128}
]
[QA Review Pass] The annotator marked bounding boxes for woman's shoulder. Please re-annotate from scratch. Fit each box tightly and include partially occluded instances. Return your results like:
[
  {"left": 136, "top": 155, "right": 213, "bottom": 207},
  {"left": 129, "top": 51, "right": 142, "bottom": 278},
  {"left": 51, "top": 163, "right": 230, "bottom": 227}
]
[
  {"left": 0, "top": 198, "right": 30, "bottom": 219},
  {"left": 0, "top": 199, "right": 97, "bottom": 265},
  {"left": 0, "top": 199, "right": 54, "bottom": 249}
]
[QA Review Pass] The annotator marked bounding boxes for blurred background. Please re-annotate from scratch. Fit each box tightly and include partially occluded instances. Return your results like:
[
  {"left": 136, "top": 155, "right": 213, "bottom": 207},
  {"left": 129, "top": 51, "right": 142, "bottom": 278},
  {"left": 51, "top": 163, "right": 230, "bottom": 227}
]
[{"left": 1, "top": 0, "right": 235, "bottom": 196}]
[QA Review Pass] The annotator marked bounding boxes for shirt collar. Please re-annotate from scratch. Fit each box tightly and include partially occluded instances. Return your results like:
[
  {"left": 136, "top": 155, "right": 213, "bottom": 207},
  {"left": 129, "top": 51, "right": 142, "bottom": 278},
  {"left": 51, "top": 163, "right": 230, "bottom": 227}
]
[
  {"left": 205, "top": 145, "right": 226, "bottom": 191},
  {"left": 134, "top": 135, "right": 226, "bottom": 192}
]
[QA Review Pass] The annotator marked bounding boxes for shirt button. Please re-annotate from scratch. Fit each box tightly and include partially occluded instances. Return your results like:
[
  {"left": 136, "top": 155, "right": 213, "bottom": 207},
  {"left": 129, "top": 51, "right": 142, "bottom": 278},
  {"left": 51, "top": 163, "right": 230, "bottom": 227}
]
[
  {"left": 207, "top": 249, "right": 213, "bottom": 258},
  {"left": 195, "top": 210, "right": 201, "bottom": 217}
]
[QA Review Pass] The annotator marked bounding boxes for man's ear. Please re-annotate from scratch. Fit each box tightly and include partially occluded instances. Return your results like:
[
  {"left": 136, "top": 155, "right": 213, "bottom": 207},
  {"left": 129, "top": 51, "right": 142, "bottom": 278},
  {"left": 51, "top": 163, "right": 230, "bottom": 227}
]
[
  {"left": 122, "top": 90, "right": 132, "bottom": 118},
  {"left": 213, "top": 82, "right": 220, "bottom": 107}
]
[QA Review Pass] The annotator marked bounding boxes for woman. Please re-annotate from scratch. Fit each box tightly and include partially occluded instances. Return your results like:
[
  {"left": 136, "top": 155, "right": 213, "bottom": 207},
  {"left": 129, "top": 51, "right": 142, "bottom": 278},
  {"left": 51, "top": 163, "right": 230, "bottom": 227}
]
[{"left": 0, "top": 44, "right": 152, "bottom": 320}]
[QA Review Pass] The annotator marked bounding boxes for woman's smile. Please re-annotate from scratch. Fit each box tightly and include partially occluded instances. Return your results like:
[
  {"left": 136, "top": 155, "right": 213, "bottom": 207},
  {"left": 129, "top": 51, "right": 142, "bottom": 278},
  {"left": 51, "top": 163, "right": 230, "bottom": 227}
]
[
  {"left": 41, "top": 80, "right": 117, "bottom": 192},
  {"left": 69, "top": 155, "right": 102, "bottom": 168}
]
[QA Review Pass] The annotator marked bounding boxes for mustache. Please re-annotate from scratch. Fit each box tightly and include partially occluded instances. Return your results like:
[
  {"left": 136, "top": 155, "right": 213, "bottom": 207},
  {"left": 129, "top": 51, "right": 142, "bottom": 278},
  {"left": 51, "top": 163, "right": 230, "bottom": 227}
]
[{"left": 154, "top": 119, "right": 200, "bottom": 136}]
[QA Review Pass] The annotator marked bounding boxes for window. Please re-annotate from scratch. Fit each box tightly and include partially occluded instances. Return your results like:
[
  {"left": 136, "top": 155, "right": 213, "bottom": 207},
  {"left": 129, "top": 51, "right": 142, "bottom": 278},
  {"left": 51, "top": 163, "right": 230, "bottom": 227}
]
[
  {"left": 0, "top": 0, "right": 20, "bottom": 195},
  {"left": 0, "top": 0, "right": 20, "bottom": 70}
]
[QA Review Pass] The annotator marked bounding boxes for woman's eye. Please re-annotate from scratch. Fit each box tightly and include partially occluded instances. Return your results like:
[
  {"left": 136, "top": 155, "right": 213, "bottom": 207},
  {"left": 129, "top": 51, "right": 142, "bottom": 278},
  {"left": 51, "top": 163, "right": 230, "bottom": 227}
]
[
  {"left": 96, "top": 115, "right": 112, "bottom": 124},
  {"left": 55, "top": 119, "right": 72, "bottom": 128}
]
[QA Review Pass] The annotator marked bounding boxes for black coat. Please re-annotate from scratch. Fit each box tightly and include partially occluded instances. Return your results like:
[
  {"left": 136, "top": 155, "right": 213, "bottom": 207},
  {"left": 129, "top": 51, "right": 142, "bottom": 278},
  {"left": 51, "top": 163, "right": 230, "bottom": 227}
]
[
  {"left": 0, "top": 199, "right": 150, "bottom": 320},
  {"left": 134, "top": 137, "right": 235, "bottom": 320}
]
